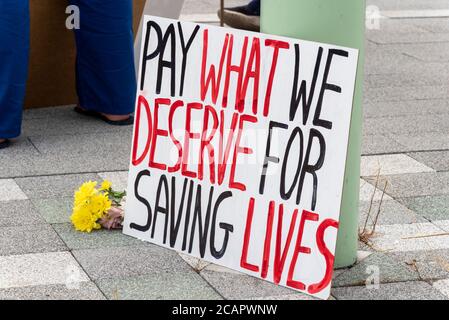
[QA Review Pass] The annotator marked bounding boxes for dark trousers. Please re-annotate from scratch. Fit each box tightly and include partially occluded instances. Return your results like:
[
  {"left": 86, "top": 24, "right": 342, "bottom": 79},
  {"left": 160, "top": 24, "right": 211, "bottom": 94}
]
[
  {"left": 0, "top": 0, "right": 137, "bottom": 139},
  {"left": 248, "top": 0, "right": 261, "bottom": 15}
]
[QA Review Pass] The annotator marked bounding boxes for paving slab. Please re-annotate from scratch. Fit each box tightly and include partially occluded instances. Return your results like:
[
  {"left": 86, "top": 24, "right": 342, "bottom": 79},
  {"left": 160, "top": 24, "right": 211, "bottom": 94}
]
[
  {"left": 0, "top": 224, "right": 67, "bottom": 256},
  {"left": 433, "top": 279, "right": 449, "bottom": 298},
  {"left": 22, "top": 110, "right": 131, "bottom": 137},
  {"left": 53, "top": 223, "right": 144, "bottom": 250},
  {"left": 391, "top": 132, "right": 449, "bottom": 152},
  {"left": 361, "top": 135, "right": 408, "bottom": 155},
  {"left": 97, "top": 273, "right": 222, "bottom": 300},
  {"left": 365, "top": 55, "right": 449, "bottom": 76},
  {"left": 399, "top": 195, "right": 449, "bottom": 221},
  {"left": 361, "top": 154, "right": 434, "bottom": 177},
  {"left": 359, "top": 199, "right": 425, "bottom": 227},
  {"left": 387, "top": 249, "right": 449, "bottom": 281},
  {"left": 31, "top": 197, "right": 73, "bottom": 224},
  {"left": 397, "top": 42, "right": 449, "bottom": 63},
  {"left": 366, "top": 72, "right": 449, "bottom": 91},
  {"left": 364, "top": 48, "right": 420, "bottom": 75},
  {"left": 408, "top": 151, "right": 449, "bottom": 172},
  {"left": 368, "top": 30, "right": 449, "bottom": 45},
  {"left": 364, "top": 99, "right": 449, "bottom": 119},
  {"left": 0, "top": 200, "right": 45, "bottom": 227},
  {"left": 22, "top": 105, "right": 76, "bottom": 120},
  {"left": 97, "top": 171, "right": 129, "bottom": 191},
  {"left": 359, "top": 179, "right": 393, "bottom": 202},
  {"left": 433, "top": 220, "right": 449, "bottom": 232},
  {"left": 369, "top": 222, "right": 449, "bottom": 252},
  {"left": 365, "top": 172, "right": 449, "bottom": 198},
  {"left": 0, "top": 282, "right": 105, "bottom": 300},
  {"left": 365, "top": 85, "right": 449, "bottom": 103},
  {"left": 365, "top": 17, "right": 429, "bottom": 34},
  {"left": 28, "top": 132, "right": 132, "bottom": 173},
  {"left": 416, "top": 18, "right": 449, "bottom": 33},
  {"left": 200, "top": 269, "right": 297, "bottom": 300},
  {"left": 364, "top": 114, "right": 449, "bottom": 136},
  {"left": 0, "top": 138, "right": 41, "bottom": 179},
  {"left": 178, "top": 253, "right": 211, "bottom": 272},
  {"left": 332, "top": 281, "right": 447, "bottom": 300},
  {"left": 0, "top": 252, "right": 89, "bottom": 289},
  {"left": 15, "top": 173, "right": 101, "bottom": 199},
  {"left": 0, "top": 179, "right": 28, "bottom": 202},
  {"left": 332, "top": 252, "right": 419, "bottom": 288},
  {"left": 72, "top": 245, "right": 193, "bottom": 280}
]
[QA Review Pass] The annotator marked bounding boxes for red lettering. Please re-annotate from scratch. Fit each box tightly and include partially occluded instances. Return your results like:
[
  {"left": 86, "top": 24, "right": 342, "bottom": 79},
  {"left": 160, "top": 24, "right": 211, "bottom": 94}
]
[
  {"left": 229, "top": 114, "right": 257, "bottom": 191},
  {"left": 149, "top": 98, "right": 170, "bottom": 170},
  {"left": 200, "top": 30, "right": 230, "bottom": 104},
  {"left": 182, "top": 102, "right": 203, "bottom": 178},
  {"left": 264, "top": 40, "right": 290, "bottom": 117},
  {"left": 167, "top": 100, "right": 184, "bottom": 173},
  {"left": 240, "top": 198, "right": 259, "bottom": 272},
  {"left": 308, "top": 219, "right": 339, "bottom": 294},
  {"left": 261, "top": 201, "right": 275, "bottom": 279},
  {"left": 217, "top": 111, "right": 239, "bottom": 185},
  {"left": 222, "top": 35, "right": 248, "bottom": 109},
  {"left": 131, "top": 95, "right": 152, "bottom": 166},
  {"left": 198, "top": 105, "right": 219, "bottom": 183},
  {"left": 287, "top": 210, "right": 319, "bottom": 290},
  {"left": 273, "top": 205, "right": 299, "bottom": 284},
  {"left": 238, "top": 37, "right": 261, "bottom": 114}
]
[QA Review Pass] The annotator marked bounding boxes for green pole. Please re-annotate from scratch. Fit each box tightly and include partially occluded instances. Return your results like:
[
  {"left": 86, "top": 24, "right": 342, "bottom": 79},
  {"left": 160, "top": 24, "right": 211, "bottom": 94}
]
[{"left": 261, "top": 0, "right": 365, "bottom": 268}]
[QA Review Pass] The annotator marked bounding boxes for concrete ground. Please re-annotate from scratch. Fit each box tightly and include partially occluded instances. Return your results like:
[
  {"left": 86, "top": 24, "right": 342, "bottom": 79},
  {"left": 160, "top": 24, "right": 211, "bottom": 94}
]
[{"left": 1, "top": 0, "right": 449, "bottom": 300}]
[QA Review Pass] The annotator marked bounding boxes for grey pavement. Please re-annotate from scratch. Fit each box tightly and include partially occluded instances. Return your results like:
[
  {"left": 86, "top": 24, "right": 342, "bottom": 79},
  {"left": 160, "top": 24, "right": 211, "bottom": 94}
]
[{"left": 1, "top": 0, "right": 449, "bottom": 300}]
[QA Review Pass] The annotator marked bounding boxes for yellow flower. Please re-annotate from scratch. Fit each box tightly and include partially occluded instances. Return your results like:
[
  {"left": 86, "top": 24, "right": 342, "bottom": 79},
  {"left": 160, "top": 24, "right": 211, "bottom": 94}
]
[
  {"left": 90, "top": 193, "right": 112, "bottom": 218},
  {"left": 71, "top": 206, "right": 101, "bottom": 233},
  {"left": 74, "top": 181, "right": 98, "bottom": 207},
  {"left": 100, "top": 180, "right": 112, "bottom": 191},
  {"left": 70, "top": 180, "right": 113, "bottom": 233}
]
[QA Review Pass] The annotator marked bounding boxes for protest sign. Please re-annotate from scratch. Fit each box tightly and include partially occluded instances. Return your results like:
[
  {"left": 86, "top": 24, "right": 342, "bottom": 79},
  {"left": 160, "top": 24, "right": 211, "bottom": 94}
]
[{"left": 124, "top": 15, "right": 358, "bottom": 299}]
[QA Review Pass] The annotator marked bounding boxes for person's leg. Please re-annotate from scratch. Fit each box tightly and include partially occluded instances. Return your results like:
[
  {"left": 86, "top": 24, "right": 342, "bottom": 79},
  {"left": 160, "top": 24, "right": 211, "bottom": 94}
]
[
  {"left": 0, "top": 0, "right": 30, "bottom": 145},
  {"left": 247, "top": 0, "right": 261, "bottom": 16},
  {"left": 218, "top": 0, "right": 261, "bottom": 32},
  {"left": 69, "top": 0, "right": 136, "bottom": 122}
]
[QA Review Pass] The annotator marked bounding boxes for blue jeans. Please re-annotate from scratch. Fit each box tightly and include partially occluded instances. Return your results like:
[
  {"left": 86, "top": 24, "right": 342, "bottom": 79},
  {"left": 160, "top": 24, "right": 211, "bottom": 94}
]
[
  {"left": 0, "top": 0, "right": 137, "bottom": 139},
  {"left": 248, "top": 0, "right": 261, "bottom": 16}
]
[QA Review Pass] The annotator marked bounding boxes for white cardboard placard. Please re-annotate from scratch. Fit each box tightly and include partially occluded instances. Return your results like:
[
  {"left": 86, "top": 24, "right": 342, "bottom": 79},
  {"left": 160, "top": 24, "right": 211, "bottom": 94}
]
[{"left": 124, "top": 15, "right": 358, "bottom": 300}]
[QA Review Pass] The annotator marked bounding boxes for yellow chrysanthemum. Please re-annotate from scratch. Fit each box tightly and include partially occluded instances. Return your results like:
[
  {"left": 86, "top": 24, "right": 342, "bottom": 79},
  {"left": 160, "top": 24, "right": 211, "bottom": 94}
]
[
  {"left": 71, "top": 206, "right": 101, "bottom": 233},
  {"left": 70, "top": 181, "right": 113, "bottom": 233},
  {"left": 74, "top": 181, "right": 98, "bottom": 207},
  {"left": 100, "top": 180, "right": 112, "bottom": 191},
  {"left": 90, "top": 193, "right": 112, "bottom": 218}
]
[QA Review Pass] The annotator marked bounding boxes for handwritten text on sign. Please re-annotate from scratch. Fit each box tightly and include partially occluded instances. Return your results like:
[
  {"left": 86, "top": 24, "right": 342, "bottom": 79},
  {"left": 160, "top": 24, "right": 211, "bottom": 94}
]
[{"left": 124, "top": 16, "right": 358, "bottom": 299}]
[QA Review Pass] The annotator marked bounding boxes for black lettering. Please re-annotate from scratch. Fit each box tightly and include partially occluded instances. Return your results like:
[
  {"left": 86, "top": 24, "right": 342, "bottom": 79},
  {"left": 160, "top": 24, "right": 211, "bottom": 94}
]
[
  {"left": 259, "top": 121, "right": 288, "bottom": 195},
  {"left": 280, "top": 127, "right": 304, "bottom": 200},
  {"left": 313, "top": 49, "right": 349, "bottom": 129},
  {"left": 296, "top": 129, "right": 326, "bottom": 211},
  {"left": 290, "top": 45, "right": 323, "bottom": 124},
  {"left": 210, "top": 191, "right": 234, "bottom": 259},
  {"left": 178, "top": 22, "right": 200, "bottom": 96},
  {"left": 189, "top": 186, "right": 214, "bottom": 258},
  {"left": 157, "top": 23, "right": 177, "bottom": 96},
  {"left": 130, "top": 170, "right": 153, "bottom": 232},
  {"left": 140, "top": 21, "right": 163, "bottom": 91}
]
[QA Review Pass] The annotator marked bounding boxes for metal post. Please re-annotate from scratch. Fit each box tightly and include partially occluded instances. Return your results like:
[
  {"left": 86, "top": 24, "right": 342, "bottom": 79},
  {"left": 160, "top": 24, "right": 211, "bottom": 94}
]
[
  {"left": 220, "top": 0, "right": 225, "bottom": 26},
  {"left": 261, "top": 0, "right": 365, "bottom": 268}
]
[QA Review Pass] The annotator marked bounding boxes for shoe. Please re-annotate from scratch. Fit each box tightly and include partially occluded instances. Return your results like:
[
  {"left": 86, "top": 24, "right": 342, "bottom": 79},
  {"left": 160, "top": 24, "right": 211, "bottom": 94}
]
[
  {"left": 0, "top": 139, "right": 10, "bottom": 150},
  {"left": 218, "top": 5, "right": 260, "bottom": 32},
  {"left": 74, "top": 106, "right": 134, "bottom": 126}
]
